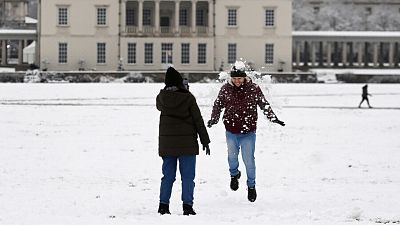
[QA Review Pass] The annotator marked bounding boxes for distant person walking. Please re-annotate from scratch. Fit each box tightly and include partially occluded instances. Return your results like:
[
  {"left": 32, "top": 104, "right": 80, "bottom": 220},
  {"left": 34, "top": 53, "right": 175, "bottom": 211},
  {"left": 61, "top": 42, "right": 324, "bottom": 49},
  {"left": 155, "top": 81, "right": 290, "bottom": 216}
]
[
  {"left": 358, "top": 84, "right": 372, "bottom": 108},
  {"left": 156, "top": 67, "right": 210, "bottom": 216},
  {"left": 207, "top": 61, "right": 285, "bottom": 203}
]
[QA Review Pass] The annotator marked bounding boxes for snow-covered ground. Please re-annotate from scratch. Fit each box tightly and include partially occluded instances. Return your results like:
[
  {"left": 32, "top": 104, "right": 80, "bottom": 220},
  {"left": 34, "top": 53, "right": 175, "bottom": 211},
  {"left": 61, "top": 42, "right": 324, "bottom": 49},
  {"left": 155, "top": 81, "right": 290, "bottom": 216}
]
[{"left": 1, "top": 83, "right": 400, "bottom": 225}]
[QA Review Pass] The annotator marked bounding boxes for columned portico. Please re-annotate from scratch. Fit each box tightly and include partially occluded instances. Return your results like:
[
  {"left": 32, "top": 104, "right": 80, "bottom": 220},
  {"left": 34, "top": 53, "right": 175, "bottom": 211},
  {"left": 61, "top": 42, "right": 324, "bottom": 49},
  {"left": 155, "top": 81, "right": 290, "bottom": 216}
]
[
  {"left": 123, "top": 0, "right": 212, "bottom": 37},
  {"left": 293, "top": 31, "right": 400, "bottom": 69},
  {"left": 0, "top": 30, "right": 36, "bottom": 67}
]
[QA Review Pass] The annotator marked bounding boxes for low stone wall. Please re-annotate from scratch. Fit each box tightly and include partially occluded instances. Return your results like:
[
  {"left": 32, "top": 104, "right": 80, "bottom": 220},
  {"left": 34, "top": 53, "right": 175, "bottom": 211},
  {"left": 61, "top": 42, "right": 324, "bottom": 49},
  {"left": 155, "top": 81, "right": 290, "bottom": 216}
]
[
  {"left": 0, "top": 72, "right": 25, "bottom": 82},
  {"left": 0, "top": 71, "right": 319, "bottom": 83},
  {"left": 336, "top": 74, "right": 400, "bottom": 83}
]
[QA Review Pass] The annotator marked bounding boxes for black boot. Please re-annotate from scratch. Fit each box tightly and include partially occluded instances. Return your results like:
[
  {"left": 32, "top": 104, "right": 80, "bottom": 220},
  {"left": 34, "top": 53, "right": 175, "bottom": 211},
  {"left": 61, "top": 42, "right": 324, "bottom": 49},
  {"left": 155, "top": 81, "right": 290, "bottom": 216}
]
[
  {"left": 230, "top": 171, "right": 241, "bottom": 191},
  {"left": 158, "top": 203, "right": 170, "bottom": 215},
  {"left": 248, "top": 186, "right": 257, "bottom": 202},
  {"left": 183, "top": 204, "right": 196, "bottom": 216}
]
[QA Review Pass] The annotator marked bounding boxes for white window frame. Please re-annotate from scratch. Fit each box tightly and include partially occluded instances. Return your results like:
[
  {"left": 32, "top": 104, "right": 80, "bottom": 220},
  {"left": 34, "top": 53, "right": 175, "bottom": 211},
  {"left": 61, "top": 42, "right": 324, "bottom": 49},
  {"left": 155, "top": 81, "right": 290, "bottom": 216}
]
[
  {"left": 57, "top": 6, "right": 69, "bottom": 26},
  {"left": 97, "top": 42, "right": 106, "bottom": 64},
  {"left": 265, "top": 43, "right": 274, "bottom": 64},
  {"left": 143, "top": 9, "right": 152, "bottom": 26},
  {"left": 264, "top": 8, "right": 275, "bottom": 28},
  {"left": 96, "top": 6, "right": 108, "bottom": 26},
  {"left": 161, "top": 43, "right": 173, "bottom": 64},
  {"left": 179, "top": 8, "right": 188, "bottom": 26},
  {"left": 58, "top": 42, "right": 68, "bottom": 64},
  {"left": 181, "top": 43, "right": 190, "bottom": 64},
  {"left": 127, "top": 43, "right": 136, "bottom": 64},
  {"left": 196, "top": 9, "right": 206, "bottom": 26},
  {"left": 198, "top": 43, "right": 207, "bottom": 64},
  {"left": 227, "top": 8, "right": 238, "bottom": 27},
  {"left": 144, "top": 43, "right": 153, "bottom": 64},
  {"left": 228, "top": 43, "right": 237, "bottom": 64}
]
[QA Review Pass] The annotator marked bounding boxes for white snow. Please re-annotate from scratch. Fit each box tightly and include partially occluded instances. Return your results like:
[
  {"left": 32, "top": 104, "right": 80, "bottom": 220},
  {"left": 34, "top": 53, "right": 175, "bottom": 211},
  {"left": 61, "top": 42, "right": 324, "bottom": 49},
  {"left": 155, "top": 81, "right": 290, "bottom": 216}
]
[{"left": 1, "top": 83, "right": 400, "bottom": 225}]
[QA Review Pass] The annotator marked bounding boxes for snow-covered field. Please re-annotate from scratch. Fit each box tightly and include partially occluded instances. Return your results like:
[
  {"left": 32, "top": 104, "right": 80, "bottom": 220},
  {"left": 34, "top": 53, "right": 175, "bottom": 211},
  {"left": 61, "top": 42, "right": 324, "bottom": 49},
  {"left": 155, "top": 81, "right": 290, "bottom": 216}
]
[{"left": 1, "top": 83, "right": 399, "bottom": 225}]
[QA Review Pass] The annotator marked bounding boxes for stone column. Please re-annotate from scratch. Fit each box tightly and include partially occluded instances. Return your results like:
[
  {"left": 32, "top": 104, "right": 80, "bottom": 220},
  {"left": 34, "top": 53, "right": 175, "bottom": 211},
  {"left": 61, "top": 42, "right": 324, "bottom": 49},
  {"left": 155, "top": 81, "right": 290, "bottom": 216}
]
[
  {"left": 303, "top": 41, "right": 309, "bottom": 67},
  {"left": 379, "top": 42, "right": 384, "bottom": 67},
  {"left": 389, "top": 42, "right": 394, "bottom": 67},
  {"left": 395, "top": 43, "right": 399, "bottom": 68},
  {"left": 121, "top": 0, "right": 127, "bottom": 34},
  {"left": 358, "top": 42, "right": 363, "bottom": 67},
  {"left": 364, "top": 42, "right": 369, "bottom": 67},
  {"left": 333, "top": 42, "right": 339, "bottom": 67},
  {"left": 1, "top": 40, "right": 6, "bottom": 65},
  {"left": 295, "top": 42, "right": 301, "bottom": 67},
  {"left": 349, "top": 42, "right": 354, "bottom": 66},
  {"left": 326, "top": 42, "right": 332, "bottom": 67},
  {"left": 191, "top": 0, "right": 197, "bottom": 33},
  {"left": 373, "top": 42, "right": 379, "bottom": 67},
  {"left": 318, "top": 42, "right": 324, "bottom": 67},
  {"left": 342, "top": 42, "right": 347, "bottom": 67},
  {"left": 208, "top": 0, "right": 213, "bottom": 35},
  {"left": 311, "top": 42, "right": 316, "bottom": 67},
  {"left": 175, "top": 1, "right": 180, "bottom": 34},
  {"left": 138, "top": 0, "right": 143, "bottom": 32},
  {"left": 155, "top": 0, "right": 160, "bottom": 34},
  {"left": 18, "top": 40, "right": 23, "bottom": 64}
]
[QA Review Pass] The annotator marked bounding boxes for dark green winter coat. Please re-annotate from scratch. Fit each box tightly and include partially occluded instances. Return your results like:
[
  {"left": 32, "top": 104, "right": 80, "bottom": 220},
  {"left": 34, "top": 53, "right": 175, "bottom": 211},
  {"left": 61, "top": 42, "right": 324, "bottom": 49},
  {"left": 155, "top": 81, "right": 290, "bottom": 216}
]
[{"left": 156, "top": 88, "right": 210, "bottom": 157}]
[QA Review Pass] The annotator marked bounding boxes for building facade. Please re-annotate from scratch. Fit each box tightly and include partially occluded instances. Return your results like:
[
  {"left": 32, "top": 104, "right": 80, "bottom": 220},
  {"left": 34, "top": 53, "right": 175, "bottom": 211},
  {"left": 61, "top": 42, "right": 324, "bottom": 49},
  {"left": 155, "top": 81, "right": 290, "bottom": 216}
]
[
  {"left": 304, "top": 0, "right": 400, "bottom": 14},
  {"left": 293, "top": 31, "right": 400, "bottom": 69},
  {"left": 38, "top": 0, "right": 292, "bottom": 72}
]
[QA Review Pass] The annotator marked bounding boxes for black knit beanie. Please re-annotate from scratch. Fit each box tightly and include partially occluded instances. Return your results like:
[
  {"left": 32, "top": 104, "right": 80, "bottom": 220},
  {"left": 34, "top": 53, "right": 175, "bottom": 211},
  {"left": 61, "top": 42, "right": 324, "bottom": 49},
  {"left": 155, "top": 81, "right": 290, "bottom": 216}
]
[
  {"left": 230, "top": 66, "right": 247, "bottom": 77},
  {"left": 165, "top": 67, "right": 183, "bottom": 87}
]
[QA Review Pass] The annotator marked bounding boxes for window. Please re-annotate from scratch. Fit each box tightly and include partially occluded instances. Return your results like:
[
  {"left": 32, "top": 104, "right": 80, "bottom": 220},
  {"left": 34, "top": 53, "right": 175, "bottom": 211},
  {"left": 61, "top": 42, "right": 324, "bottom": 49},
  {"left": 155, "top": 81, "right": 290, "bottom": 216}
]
[
  {"left": 198, "top": 43, "right": 206, "bottom": 64},
  {"left": 58, "top": 43, "right": 67, "bottom": 63},
  {"left": 228, "top": 44, "right": 237, "bottom": 64},
  {"left": 265, "top": 44, "right": 274, "bottom": 64},
  {"left": 58, "top": 7, "right": 68, "bottom": 25},
  {"left": 127, "top": 43, "right": 136, "bottom": 64},
  {"left": 161, "top": 43, "right": 173, "bottom": 64},
  {"left": 179, "top": 9, "right": 188, "bottom": 26},
  {"left": 365, "top": 7, "right": 372, "bottom": 15},
  {"left": 196, "top": 9, "right": 205, "bottom": 26},
  {"left": 181, "top": 43, "right": 190, "bottom": 64},
  {"left": 97, "top": 7, "right": 107, "bottom": 25},
  {"left": 126, "top": 8, "right": 135, "bottom": 26},
  {"left": 227, "top": 9, "right": 237, "bottom": 26},
  {"left": 97, "top": 43, "right": 106, "bottom": 64},
  {"left": 143, "top": 9, "right": 152, "bottom": 26},
  {"left": 144, "top": 43, "right": 153, "bottom": 64},
  {"left": 265, "top": 9, "right": 275, "bottom": 27}
]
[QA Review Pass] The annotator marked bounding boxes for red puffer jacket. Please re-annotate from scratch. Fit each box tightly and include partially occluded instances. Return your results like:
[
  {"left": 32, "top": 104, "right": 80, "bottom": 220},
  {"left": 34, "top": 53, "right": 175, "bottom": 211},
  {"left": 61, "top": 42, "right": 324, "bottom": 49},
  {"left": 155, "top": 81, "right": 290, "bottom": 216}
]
[{"left": 210, "top": 80, "right": 276, "bottom": 134}]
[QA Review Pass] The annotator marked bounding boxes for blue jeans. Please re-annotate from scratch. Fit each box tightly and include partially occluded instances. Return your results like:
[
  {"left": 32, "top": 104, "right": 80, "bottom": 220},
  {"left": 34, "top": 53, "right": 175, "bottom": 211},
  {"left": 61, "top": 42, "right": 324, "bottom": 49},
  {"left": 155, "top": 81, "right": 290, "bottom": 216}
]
[
  {"left": 226, "top": 131, "right": 256, "bottom": 187},
  {"left": 159, "top": 155, "right": 196, "bottom": 205}
]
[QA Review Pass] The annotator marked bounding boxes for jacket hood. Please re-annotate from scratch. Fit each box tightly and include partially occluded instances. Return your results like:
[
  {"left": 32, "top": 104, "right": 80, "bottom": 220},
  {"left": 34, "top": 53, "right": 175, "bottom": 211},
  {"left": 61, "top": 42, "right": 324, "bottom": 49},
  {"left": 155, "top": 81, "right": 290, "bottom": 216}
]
[{"left": 157, "top": 89, "right": 193, "bottom": 110}]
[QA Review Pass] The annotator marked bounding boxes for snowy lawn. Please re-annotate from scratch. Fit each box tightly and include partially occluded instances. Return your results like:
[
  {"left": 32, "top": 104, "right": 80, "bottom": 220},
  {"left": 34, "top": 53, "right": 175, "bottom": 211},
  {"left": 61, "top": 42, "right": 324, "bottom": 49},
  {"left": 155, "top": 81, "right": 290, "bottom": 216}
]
[{"left": 1, "top": 83, "right": 400, "bottom": 225}]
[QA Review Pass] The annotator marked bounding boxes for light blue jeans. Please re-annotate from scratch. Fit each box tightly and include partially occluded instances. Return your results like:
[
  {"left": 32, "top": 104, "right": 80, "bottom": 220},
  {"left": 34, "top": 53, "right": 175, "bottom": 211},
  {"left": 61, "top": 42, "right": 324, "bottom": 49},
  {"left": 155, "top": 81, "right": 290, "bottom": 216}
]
[{"left": 225, "top": 131, "right": 256, "bottom": 188}]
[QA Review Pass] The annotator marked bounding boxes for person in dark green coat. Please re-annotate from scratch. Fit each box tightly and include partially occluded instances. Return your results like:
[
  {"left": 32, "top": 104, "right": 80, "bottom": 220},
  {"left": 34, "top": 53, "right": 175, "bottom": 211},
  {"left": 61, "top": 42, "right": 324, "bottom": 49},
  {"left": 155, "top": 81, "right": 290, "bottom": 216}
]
[{"left": 156, "top": 67, "right": 210, "bottom": 216}]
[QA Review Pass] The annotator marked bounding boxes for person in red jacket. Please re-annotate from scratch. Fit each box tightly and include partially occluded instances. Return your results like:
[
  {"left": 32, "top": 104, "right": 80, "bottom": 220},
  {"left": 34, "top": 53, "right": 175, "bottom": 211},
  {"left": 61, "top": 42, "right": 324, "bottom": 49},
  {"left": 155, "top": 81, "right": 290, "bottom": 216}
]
[{"left": 207, "top": 62, "right": 285, "bottom": 202}]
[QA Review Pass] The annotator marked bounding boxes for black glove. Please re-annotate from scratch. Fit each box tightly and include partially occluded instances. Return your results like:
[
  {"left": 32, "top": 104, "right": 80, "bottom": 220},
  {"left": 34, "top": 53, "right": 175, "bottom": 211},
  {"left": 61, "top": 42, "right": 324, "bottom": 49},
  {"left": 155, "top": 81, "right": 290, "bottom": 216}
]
[
  {"left": 203, "top": 144, "right": 210, "bottom": 155},
  {"left": 207, "top": 120, "right": 216, "bottom": 128},
  {"left": 272, "top": 118, "right": 285, "bottom": 126}
]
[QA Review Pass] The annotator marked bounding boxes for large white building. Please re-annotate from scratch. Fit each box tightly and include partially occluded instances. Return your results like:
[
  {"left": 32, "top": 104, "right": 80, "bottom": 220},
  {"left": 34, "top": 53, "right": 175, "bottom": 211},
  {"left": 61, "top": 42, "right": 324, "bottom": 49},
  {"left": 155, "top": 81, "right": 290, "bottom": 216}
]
[{"left": 38, "top": 0, "right": 292, "bottom": 72}]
